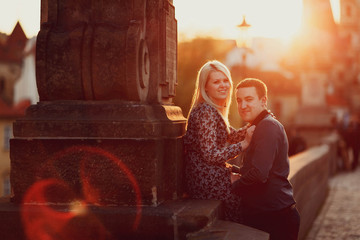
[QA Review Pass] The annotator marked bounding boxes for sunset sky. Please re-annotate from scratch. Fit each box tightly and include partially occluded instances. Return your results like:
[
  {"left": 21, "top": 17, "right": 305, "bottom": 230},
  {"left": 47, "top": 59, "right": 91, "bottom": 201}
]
[
  {"left": 0, "top": 0, "right": 40, "bottom": 38},
  {"left": 0, "top": 0, "right": 340, "bottom": 42},
  {"left": 174, "top": 0, "right": 340, "bottom": 43}
]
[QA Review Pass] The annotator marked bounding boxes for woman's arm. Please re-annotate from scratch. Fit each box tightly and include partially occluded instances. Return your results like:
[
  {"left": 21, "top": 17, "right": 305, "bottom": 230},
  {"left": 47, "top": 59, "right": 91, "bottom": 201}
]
[
  {"left": 227, "top": 126, "right": 247, "bottom": 144},
  {"left": 195, "top": 107, "right": 248, "bottom": 165}
]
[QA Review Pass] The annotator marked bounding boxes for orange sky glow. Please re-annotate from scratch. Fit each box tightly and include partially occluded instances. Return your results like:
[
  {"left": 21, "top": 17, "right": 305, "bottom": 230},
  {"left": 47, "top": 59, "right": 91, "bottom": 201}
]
[
  {"left": 174, "top": 0, "right": 340, "bottom": 43},
  {"left": 0, "top": 0, "right": 340, "bottom": 42}
]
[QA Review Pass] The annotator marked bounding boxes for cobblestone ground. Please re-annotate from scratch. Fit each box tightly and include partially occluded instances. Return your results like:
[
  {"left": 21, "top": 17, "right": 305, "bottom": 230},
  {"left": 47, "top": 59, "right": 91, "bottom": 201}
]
[{"left": 306, "top": 168, "right": 360, "bottom": 240}]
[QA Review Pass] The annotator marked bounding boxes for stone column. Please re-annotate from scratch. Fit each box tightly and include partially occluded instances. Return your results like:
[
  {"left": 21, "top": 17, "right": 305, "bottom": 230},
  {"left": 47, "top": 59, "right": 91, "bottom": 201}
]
[{"left": 10, "top": 0, "right": 186, "bottom": 207}]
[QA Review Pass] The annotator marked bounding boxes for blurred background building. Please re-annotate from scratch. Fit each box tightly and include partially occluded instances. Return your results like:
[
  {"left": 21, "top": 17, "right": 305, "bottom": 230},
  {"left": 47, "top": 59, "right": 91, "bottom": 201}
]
[{"left": 0, "top": 22, "right": 36, "bottom": 196}]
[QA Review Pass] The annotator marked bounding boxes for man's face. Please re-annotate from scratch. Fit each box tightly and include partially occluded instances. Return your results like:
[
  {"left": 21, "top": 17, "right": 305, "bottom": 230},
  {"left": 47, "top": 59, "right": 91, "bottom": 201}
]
[{"left": 236, "top": 86, "right": 267, "bottom": 124}]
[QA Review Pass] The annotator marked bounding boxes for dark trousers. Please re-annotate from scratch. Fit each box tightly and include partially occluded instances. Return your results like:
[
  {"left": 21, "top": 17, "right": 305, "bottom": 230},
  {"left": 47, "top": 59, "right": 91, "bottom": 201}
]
[{"left": 243, "top": 204, "right": 300, "bottom": 240}]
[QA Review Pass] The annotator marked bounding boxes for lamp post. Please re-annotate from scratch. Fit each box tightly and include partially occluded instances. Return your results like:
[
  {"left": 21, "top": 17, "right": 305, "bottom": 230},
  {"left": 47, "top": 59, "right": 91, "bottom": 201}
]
[
  {"left": 236, "top": 15, "right": 252, "bottom": 77},
  {"left": 236, "top": 15, "right": 251, "bottom": 48}
]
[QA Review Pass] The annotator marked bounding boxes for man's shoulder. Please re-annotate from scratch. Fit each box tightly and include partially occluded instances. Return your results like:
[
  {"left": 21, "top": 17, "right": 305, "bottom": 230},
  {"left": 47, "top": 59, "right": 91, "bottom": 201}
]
[
  {"left": 256, "top": 115, "right": 284, "bottom": 134},
  {"left": 259, "top": 114, "right": 281, "bottom": 126}
]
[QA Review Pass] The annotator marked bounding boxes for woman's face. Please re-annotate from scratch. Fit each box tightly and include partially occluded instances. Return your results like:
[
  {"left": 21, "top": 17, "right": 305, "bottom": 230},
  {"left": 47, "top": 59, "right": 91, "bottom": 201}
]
[{"left": 205, "top": 71, "right": 231, "bottom": 106}]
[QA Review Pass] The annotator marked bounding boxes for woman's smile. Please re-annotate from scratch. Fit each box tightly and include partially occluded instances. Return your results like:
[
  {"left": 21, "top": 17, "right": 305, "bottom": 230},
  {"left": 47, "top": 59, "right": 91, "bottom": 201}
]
[{"left": 205, "top": 71, "right": 231, "bottom": 106}]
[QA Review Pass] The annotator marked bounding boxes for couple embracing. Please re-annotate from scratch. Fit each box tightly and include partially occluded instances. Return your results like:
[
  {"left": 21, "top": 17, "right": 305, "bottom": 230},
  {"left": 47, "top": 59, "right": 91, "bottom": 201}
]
[{"left": 184, "top": 60, "right": 300, "bottom": 240}]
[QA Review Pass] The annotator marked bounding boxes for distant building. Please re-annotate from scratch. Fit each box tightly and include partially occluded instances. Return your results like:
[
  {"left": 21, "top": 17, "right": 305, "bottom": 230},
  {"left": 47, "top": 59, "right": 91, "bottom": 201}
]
[
  {"left": 338, "top": 0, "right": 360, "bottom": 112},
  {"left": 14, "top": 36, "right": 38, "bottom": 105},
  {"left": 0, "top": 99, "right": 30, "bottom": 196},
  {"left": 285, "top": 0, "right": 359, "bottom": 146},
  {"left": 0, "top": 22, "right": 27, "bottom": 105},
  {"left": 0, "top": 22, "right": 31, "bottom": 196},
  {"left": 226, "top": 37, "right": 287, "bottom": 72}
]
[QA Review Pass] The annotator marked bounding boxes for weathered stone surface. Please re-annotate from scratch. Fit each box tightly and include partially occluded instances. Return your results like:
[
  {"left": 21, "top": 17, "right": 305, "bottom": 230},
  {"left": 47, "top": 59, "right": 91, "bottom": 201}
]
[
  {"left": 289, "top": 143, "right": 332, "bottom": 240},
  {"left": 37, "top": 0, "right": 176, "bottom": 103},
  {"left": 0, "top": 198, "right": 223, "bottom": 240},
  {"left": 12, "top": 0, "right": 185, "bottom": 207},
  {"left": 13, "top": 101, "right": 185, "bottom": 138},
  {"left": 10, "top": 136, "right": 184, "bottom": 206},
  {"left": 188, "top": 220, "right": 270, "bottom": 240},
  {"left": 37, "top": 0, "right": 149, "bottom": 101},
  {"left": 11, "top": 100, "right": 185, "bottom": 206},
  {"left": 0, "top": 197, "right": 271, "bottom": 240}
]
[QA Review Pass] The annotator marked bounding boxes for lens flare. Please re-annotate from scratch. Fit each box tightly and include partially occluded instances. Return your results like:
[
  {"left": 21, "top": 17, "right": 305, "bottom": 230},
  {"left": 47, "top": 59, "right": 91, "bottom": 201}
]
[{"left": 22, "top": 145, "right": 143, "bottom": 240}]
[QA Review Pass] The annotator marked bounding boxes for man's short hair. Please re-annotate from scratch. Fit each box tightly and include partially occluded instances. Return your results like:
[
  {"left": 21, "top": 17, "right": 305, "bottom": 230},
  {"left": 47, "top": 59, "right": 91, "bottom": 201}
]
[{"left": 236, "top": 78, "right": 267, "bottom": 98}]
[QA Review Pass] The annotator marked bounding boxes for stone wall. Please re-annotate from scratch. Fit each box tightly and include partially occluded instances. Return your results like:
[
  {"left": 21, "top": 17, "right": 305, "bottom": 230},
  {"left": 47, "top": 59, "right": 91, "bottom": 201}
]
[{"left": 289, "top": 132, "right": 338, "bottom": 240}]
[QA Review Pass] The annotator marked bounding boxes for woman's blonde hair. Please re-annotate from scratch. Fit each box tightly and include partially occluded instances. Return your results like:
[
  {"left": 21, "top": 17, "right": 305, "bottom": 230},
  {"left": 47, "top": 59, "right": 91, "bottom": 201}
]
[{"left": 187, "top": 60, "right": 233, "bottom": 130}]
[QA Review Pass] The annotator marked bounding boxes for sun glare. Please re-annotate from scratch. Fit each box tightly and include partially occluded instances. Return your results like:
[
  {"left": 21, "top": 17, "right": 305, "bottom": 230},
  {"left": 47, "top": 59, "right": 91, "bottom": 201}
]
[
  {"left": 0, "top": 0, "right": 340, "bottom": 41},
  {"left": 330, "top": 0, "right": 340, "bottom": 23},
  {"left": 174, "top": 0, "right": 303, "bottom": 43}
]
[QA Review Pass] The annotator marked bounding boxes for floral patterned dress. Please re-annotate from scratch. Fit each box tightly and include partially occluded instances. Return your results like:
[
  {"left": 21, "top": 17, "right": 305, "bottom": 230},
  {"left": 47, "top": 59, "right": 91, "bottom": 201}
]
[{"left": 184, "top": 102, "right": 246, "bottom": 223}]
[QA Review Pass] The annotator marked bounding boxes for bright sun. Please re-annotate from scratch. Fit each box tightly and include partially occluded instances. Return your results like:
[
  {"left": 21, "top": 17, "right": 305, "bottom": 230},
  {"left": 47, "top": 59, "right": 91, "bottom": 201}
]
[{"left": 174, "top": 0, "right": 340, "bottom": 43}]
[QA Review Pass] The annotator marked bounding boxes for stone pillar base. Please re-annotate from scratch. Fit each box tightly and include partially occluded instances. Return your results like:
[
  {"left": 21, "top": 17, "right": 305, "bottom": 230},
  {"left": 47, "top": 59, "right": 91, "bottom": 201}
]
[
  {"left": 0, "top": 198, "right": 221, "bottom": 240},
  {"left": 11, "top": 101, "right": 186, "bottom": 206},
  {"left": 0, "top": 197, "right": 269, "bottom": 240}
]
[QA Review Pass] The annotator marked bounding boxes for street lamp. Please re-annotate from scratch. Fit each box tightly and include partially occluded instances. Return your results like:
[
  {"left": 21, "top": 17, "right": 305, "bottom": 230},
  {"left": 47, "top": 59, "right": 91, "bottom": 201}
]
[
  {"left": 236, "top": 15, "right": 251, "bottom": 48},
  {"left": 236, "top": 15, "right": 252, "bottom": 77}
]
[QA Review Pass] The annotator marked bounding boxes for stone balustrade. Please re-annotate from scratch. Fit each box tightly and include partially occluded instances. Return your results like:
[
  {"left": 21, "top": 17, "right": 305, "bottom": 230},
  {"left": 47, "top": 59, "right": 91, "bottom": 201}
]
[{"left": 289, "top": 132, "right": 339, "bottom": 240}]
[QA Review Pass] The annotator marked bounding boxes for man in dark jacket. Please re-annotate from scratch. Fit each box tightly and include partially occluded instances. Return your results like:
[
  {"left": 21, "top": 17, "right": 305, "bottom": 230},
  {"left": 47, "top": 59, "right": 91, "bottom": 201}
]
[{"left": 231, "top": 78, "right": 300, "bottom": 240}]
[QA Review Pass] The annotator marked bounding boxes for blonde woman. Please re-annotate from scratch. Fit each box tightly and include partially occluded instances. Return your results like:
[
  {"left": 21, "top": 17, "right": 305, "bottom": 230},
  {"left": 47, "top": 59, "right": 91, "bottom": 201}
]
[{"left": 184, "top": 60, "right": 254, "bottom": 223}]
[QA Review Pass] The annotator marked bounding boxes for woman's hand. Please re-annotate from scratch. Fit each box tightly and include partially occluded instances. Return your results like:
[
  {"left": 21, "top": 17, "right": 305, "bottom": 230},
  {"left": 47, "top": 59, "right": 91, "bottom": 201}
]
[
  {"left": 241, "top": 125, "right": 255, "bottom": 150},
  {"left": 246, "top": 125, "right": 255, "bottom": 142}
]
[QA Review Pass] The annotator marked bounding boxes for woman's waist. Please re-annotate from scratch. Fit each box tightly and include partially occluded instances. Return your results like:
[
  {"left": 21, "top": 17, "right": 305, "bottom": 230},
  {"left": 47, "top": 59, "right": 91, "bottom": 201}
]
[{"left": 187, "top": 161, "right": 225, "bottom": 171}]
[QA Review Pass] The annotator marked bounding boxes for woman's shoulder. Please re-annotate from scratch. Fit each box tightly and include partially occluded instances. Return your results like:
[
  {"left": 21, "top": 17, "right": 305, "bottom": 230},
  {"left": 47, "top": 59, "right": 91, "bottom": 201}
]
[
  {"left": 191, "top": 103, "right": 225, "bottom": 128},
  {"left": 191, "top": 102, "right": 219, "bottom": 116}
]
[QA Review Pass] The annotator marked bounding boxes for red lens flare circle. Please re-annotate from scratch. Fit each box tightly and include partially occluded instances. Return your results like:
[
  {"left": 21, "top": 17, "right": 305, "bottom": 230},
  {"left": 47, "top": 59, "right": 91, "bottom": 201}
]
[{"left": 22, "top": 145, "right": 142, "bottom": 240}]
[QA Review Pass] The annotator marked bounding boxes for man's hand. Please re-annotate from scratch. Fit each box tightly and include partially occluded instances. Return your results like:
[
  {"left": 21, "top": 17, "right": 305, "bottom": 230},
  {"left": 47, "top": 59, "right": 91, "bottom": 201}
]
[
  {"left": 230, "top": 173, "right": 241, "bottom": 183},
  {"left": 225, "top": 162, "right": 233, "bottom": 169}
]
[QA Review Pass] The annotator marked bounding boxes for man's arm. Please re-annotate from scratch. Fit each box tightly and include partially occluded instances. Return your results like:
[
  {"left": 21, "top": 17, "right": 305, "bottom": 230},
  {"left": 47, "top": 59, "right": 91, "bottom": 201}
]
[{"left": 232, "top": 120, "right": 280, "bottom": 195}]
